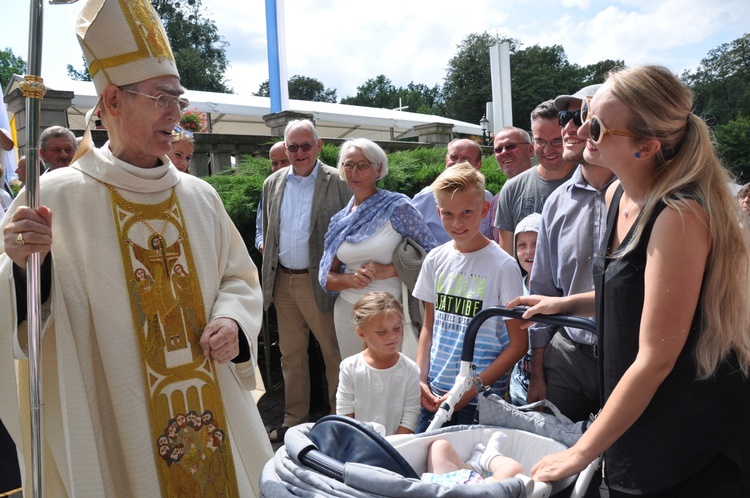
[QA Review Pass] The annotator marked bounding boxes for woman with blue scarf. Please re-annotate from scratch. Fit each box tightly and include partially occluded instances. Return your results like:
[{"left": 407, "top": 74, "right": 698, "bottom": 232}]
[{"left": 319, "top": 139, "right": 437, "bottom": 361}]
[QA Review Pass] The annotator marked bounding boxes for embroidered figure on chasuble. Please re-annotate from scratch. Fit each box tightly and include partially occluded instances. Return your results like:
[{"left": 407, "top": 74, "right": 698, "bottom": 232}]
[{"left": 109, "top": 188, "right": 240, "bottom": 497}]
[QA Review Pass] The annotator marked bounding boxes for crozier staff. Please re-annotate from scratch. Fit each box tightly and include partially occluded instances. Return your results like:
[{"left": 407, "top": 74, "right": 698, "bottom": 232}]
[{"left": 0, "top": 1, "right": 272, "bottom": 496}]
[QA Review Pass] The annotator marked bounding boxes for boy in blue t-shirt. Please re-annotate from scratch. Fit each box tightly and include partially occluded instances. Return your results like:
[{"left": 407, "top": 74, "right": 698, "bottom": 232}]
[{"left": 414, "top": 163, "right": 526, "bottom": 433}]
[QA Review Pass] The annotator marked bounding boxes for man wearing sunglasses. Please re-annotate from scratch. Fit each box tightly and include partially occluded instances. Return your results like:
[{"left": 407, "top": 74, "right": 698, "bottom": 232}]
[
  {"left": 493, "top": 101, "right": 576, "bottom": 254},
  {"left": 260, "top": 119, "right": 351, "bottom": 442},
  {"left": 411, "top": 138, "right": 493, "bottom": 244},
  {"left": 525, "top": 85, "right": 615, "bottom": 432},
  {"left": 488, "top": 127, "right": 535, "bottom": 242}
]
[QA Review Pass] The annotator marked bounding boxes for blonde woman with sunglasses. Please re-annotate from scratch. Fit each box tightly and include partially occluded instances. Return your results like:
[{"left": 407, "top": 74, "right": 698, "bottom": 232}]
[{"left": 510, "top": 65, "right": 750, "bottom": 496}]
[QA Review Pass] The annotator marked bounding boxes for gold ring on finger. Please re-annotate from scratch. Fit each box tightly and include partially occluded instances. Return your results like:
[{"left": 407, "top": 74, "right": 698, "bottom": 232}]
[{"left": 15, "top": 233, "right": 25, "bottom": 246}]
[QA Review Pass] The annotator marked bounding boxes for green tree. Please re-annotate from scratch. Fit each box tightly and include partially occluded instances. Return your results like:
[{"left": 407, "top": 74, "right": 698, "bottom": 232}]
[
  {"left": 396, "top": 82, "right": 443, "bottom": 115},
  {"left": 441, "top": 32, "right": 517, "bottom": 125},
  {"left": 254, "top": 75, "right": 337, "bottom": 102},
  {"left": 66, "top": 54, "right": 91, "bottom": 82},
  {"left": 341, "top": 76, "right": 443, "bottom": 114},
  {"left": 509, "top": 44, "right": 585, "bottom": 130},
  {"left": 341, "top": 75, "right": 398, "bottom": 108},
  {"left": 151, "top": 0, "right": 232, "bottom": 93},
  {"left": 682, "top": 33, "right": 750, "bottom": 127},
  {"left": 441, "top": 32, "right": 629, "bottom": 131},
  {"left": 0, "top": 47, "right": 26, "bottom": 88},
  {"left": 715, "top": 114, "right": 750, "bottom": 181},
  {"left": 581, "top": 59, "right": 626, "bottom": 85}
]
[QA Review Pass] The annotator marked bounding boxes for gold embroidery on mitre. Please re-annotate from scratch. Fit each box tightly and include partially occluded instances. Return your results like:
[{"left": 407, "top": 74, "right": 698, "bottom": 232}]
[
  {"left": 108, "top": 188, "right": 240, "bottom": 498},
  {"left": 87, "top": 0, "right": 175, "bottom": 79}
]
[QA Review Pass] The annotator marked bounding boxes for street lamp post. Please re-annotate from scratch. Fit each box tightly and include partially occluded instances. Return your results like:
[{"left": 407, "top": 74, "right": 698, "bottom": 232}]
[{"left": 479, "top": 114, "right": 490, "bottom": 146}]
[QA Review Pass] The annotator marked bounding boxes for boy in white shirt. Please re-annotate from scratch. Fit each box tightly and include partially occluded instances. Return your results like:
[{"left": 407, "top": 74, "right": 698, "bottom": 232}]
[{"left": 414, "top": 163, "right": 527, "bottom": 432}]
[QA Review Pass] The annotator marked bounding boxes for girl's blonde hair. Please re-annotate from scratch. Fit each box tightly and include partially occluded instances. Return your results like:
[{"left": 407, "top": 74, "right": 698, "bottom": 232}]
[
  {"left": 608, "top": 65, "right": 750, "bottom": 378},
  {"left": 352, "top": 292, "right": 404, "bottom": 329}
]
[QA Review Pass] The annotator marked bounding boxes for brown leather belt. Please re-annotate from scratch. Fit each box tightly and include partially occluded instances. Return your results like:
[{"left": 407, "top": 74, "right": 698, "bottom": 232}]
[{"left": 278, "top": 264, "right": 309, "bottom": 275}]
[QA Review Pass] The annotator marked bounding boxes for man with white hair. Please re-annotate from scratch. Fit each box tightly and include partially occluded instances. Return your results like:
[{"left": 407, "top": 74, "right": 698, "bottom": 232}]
[
  {"left": 0, "top": 1, "right": 271, "bottom": 495},
  {"left": 261, "top": 119, "right": 350, "bottom": 442}
]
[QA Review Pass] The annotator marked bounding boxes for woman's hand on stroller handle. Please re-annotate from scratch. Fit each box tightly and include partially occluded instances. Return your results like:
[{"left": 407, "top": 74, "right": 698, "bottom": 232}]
[
  {"left": 531, "top": 445, "right": 591, "bottom": 484},
  {"left": 506, "top": 295, "right": 568, "bottom": 321}
]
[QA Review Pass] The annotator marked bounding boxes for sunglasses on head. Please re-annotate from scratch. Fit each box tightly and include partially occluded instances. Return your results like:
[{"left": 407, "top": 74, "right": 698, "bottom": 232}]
[
  {"left": 285, "top": 142, "right": 314, "bottom": 153},
  {"left": 558, "top": 110, "right": 582, "bottom": 127},
  {"left": 581, "top": 96, "right": 635, "bottom": 145},
  {"left": 172, "top": 125, "right": 194, "bottom": 143}
]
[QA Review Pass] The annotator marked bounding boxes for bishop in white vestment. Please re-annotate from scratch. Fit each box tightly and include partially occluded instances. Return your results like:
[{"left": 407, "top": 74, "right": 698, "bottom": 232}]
[{"left": 0, "top": 1, "right": 273, "bottom": 496}]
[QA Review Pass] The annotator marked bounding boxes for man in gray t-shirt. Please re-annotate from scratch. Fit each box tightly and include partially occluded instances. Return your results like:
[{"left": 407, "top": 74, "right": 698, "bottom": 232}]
[{"left": 493, "top": 100, "right": 576, "bottom": 254}]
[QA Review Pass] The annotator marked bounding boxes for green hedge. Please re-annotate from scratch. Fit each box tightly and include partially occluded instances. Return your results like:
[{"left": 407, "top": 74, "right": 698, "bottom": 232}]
[{"left": 203, "top": 146, "right": 508, "bottom": 259}]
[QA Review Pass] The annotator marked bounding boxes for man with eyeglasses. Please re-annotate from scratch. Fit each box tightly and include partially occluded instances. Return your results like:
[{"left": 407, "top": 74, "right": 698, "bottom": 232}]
[
  {"left": 522, "top": 83, "right": 614, "bottom": 497},
  {"left": 411, "top": 138, "right": 493, "bottom": 244},
  {"left": 0, "top": 0, "right": 272, "bottom": 495},
  {"left": 260, "top": 119, "right": 351, "bottom": 442},
  {"left": 493, "top": 100, "right": 576, "bottom": 254},
  {"left": 488, "top": 127, "right": 534, "bottom": 242},
  {"left": 523, "top": 84, "right": 614, "bottom": 423}
]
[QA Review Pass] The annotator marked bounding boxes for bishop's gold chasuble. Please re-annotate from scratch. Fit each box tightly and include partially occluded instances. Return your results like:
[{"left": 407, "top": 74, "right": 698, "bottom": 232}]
[{"left": 108, "top": 186, "right": 240, "bottom": 497}]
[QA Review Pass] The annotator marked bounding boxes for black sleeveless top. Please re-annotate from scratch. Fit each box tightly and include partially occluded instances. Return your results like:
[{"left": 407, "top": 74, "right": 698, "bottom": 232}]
[{"left": 593, "top": 185, "right": 749, "bottom": 494}]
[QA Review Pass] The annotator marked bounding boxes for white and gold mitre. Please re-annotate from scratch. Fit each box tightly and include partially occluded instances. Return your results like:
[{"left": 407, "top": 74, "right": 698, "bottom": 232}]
[{"left": 76, "top": 0, "right": 180, "bottom": 96}]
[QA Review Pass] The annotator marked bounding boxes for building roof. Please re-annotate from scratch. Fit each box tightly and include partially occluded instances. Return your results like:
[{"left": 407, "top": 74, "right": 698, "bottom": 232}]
[{"left": 9, "top": 78, "right": 484, "bottom": 141}]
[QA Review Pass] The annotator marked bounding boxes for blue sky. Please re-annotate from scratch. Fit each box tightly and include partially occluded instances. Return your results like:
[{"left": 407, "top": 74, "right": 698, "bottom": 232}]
[{"left": 4, "top": 0, "right": 748, "bottom": 100}]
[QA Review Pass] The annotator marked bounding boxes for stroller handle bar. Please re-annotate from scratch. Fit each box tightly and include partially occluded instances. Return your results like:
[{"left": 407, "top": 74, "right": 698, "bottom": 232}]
[
  {"left": 426, "top": 307, "right": 596, "bottom": 432},
  {"left": 461, "top": 307, "right": 597, "bottom": 362}
]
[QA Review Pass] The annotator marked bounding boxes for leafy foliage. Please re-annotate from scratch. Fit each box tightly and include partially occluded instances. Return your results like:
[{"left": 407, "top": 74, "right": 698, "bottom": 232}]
[
  {"left": 442, "top": 33, "right": 515, "bottom": 125},
  {"left": 202, "top": 155, "right": 268, "bottom": 253},
  {"left": 151, "top": 0, "right": 231, "bottom": 93},
  {"left": 440, "top": 32, "right": 627, "bottom": 131},
  {"left": 0, "top": 47, "right": 26, "bottom": 88},
  {"left": 203, "top": 145, "right": 508, "bottom": 254},
  {"left": 682, "top": 33, "right": 750, "bottom": 176},
  {"left": 318, "top": 143, "right": 341, "bottom": 167},
  {"left": 580, "top": 59, "right": 626, "bottom": 86},
  {"left": 254, "top": 75, "right": 337, "bottom": 103},
  {"left": 64, "top": 1, "right": 232, "bottom": 92},
  {"left": 682, "top": 33, "right": 750, "bottom": 127},
  {"left": 509, "top": 44, "right": 585, "bottom": 130},
  {"left": 66, "top": 54, "right": 91, "bottom": 82},
  {"left": 341, "top": 75, "right": 397, "bottom": 108},
  {"left": 341, "top": 75, "right": 443, "bottom": 114},
  {"left": 715, "top": 114, "right": 750, "bottom": 181}
]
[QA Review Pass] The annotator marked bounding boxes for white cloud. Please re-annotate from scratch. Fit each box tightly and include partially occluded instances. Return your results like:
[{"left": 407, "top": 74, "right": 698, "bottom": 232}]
[{"left": 3, "top": 0, "right": 748, "bottom": 101}]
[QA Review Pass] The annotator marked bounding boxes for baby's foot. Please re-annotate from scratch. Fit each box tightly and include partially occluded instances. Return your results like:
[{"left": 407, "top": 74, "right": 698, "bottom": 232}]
[
  {"left": 466, "top": 442, "right": 485, "bottom": 474},
  {"left": 479, "top": 431, "right": 508, "bottom": 470}
]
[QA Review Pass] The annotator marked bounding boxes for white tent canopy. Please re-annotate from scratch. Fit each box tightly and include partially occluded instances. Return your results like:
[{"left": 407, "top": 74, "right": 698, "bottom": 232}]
[{"left": 38, "top": 79, "right": 484, "bottom": 141}]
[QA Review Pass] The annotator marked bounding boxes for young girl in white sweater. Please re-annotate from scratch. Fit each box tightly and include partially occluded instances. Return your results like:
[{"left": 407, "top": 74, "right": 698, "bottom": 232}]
[{"left": 335, "top": 292, "right": 421, "bottom": 435}]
